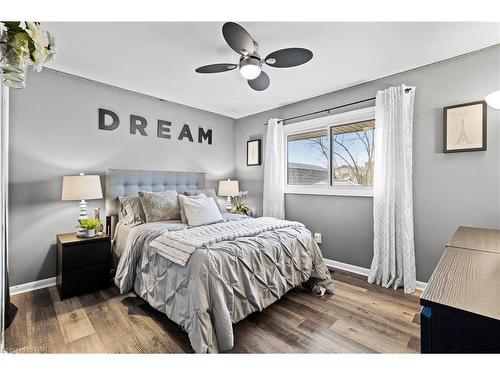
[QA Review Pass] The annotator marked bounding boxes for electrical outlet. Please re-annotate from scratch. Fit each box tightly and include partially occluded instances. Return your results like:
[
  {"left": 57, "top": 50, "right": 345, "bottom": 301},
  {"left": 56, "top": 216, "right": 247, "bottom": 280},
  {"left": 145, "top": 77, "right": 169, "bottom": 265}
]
[{"left": 314, "top": 233, "right": 322, "bottom": 244}]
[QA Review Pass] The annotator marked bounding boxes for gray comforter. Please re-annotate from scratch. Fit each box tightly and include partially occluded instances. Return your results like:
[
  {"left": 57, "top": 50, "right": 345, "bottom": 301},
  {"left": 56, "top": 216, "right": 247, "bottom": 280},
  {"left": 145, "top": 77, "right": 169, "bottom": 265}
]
[{"left": 114, "top": 216, "right": 332, "bottom": 353}]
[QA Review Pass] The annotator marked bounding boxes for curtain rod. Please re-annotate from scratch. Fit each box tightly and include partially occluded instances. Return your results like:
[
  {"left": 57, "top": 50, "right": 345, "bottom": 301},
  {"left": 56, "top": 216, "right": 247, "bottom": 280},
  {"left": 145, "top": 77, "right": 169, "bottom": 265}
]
[{"left": 264, "top": 87, "right": 413, "bottom": 126}]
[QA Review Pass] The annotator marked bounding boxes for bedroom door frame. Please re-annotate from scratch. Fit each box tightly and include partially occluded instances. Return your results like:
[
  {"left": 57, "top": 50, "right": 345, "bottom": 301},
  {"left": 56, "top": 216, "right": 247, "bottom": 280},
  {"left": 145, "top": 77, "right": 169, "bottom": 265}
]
[{"left": 0, "top": 84, "right": 8, "bottom": 353}]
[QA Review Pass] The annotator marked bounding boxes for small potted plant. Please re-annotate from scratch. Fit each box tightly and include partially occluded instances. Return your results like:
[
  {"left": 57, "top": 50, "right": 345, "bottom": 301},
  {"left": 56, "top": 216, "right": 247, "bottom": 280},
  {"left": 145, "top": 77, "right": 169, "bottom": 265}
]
[
  {"left": 78, "top": 218, "right": 100, "bottom": 238},
  {"left": 231, "top": 191, "right": 250, "bottom": 215}
]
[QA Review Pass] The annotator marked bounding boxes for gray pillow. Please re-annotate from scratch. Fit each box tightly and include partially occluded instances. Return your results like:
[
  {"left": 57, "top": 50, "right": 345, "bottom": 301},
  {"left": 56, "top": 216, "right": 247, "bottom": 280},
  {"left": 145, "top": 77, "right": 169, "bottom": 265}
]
[
  {"left": 185, "top": 188, "right": 222, "bottom": 212},
  {"left": 178, "top": 193, "right": 207, "bottom": 224},
  {"left": 178, "top": 194, "right": 223, "bottom": 227},
  {"left": 118, "top": 195, "right": 145, "bottom": 226},
  {"left": 138, "top": 190, "right": 180, "bottom": 222}
]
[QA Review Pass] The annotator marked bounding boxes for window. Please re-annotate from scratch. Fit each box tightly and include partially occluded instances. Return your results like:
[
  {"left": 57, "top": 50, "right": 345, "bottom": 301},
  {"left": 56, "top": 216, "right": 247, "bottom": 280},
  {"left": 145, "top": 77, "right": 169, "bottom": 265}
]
[
  {"left": 285, "top": 107, "right": 375, "bottom": 197},
  {"left": 331, "top": 121, "right": 374, "bottom": 186},
  {"left": 287, "top": 129, "right": 328, "bottom": 185}
]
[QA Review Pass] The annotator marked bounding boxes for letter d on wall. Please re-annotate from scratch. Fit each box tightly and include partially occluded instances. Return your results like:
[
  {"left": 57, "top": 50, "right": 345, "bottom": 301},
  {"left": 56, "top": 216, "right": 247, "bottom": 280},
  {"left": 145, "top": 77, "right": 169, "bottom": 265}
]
[{"left": 98, "top": 108, "right": 120, "bottom": 130}]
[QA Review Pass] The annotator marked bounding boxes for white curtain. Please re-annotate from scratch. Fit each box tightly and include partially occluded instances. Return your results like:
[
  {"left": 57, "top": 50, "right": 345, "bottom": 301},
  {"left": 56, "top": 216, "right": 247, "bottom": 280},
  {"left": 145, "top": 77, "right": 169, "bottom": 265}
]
[
  {"left": 368, "top": 85, "right": 416, "bottom": 293},
  {"left": 263, "top": 118, "right": 284, "bottom": 219}
]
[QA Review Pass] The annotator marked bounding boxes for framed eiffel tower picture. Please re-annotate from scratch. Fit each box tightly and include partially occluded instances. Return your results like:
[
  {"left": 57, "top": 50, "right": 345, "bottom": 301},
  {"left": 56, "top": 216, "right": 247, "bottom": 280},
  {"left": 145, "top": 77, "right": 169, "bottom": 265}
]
[{"left": 443, "top": 101, "right": 487, "bottom": 153}]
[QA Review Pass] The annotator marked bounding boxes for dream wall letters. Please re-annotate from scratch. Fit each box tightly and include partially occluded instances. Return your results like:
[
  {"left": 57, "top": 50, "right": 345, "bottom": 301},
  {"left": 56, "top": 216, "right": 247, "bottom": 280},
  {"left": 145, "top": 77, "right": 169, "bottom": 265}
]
[{"left": 98, "top": 108, "right": 213, "bottom": 144}]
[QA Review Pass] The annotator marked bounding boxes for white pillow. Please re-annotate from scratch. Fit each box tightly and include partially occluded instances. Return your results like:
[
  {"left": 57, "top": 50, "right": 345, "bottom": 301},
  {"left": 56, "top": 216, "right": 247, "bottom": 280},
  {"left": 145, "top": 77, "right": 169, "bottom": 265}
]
[
  {"left": 178, "top": 193, "right": 207, "bottom": 223},
  {"left": 178, "top": 194, "right": 223, "bottom": 227}
]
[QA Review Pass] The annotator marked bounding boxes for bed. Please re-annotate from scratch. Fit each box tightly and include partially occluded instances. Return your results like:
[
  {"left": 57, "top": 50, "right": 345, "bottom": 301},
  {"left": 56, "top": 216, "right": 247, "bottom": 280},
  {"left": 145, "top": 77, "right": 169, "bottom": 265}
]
[{"left": 106, "top": 168, "right": 333, "bottom": 353}]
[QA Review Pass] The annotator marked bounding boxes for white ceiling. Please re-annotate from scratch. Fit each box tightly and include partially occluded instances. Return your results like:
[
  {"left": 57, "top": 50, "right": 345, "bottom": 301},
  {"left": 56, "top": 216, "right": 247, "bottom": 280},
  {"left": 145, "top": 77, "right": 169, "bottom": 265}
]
[{"left": 44, "top": 22, "right": 500, "bottom": 118}]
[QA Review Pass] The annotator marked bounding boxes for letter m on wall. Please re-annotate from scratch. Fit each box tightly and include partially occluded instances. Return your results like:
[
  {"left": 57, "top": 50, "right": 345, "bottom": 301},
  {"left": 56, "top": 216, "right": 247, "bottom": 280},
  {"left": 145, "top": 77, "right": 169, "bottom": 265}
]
[{"left": 198, "top": 127, "right": 212, "bottom": 144}]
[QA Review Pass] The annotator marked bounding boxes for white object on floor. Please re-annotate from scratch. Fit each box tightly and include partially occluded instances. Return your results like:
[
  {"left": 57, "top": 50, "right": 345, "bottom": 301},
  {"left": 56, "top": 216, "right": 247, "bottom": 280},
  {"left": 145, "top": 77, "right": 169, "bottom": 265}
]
[
  {"left": 263, "top": 118, "right": 284, "bottom": 219},
  {"left": 368, "top": 84, "right": 417, "bottom": 294}
]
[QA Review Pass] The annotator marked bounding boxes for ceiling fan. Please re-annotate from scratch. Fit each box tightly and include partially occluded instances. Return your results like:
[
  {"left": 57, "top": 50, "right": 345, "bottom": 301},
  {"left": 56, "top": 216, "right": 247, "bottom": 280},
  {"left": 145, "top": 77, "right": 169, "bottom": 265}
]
[{"left": 195, "top": 22, "right": 313, "bottom": 91}]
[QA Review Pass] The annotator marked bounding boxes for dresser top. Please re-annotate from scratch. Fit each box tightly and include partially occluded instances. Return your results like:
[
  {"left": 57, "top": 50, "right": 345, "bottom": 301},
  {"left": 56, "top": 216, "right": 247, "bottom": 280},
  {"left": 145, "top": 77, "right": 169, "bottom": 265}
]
[
  {"left": 448, "top": 226, "right": 500, "bottom": 254},
  {"left": 422, "top": 225, "right": 500, "bottom": 320},
  {"left": 422, "top": 246, "right": 500, "bottom": 320},
  {"left": 57, "top": 232, "right": 111, "bottom": 245}
]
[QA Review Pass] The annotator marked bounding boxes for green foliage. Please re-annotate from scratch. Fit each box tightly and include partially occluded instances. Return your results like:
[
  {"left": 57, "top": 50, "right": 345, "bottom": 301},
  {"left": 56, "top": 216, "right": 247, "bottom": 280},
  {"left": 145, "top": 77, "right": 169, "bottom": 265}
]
[
  {"left": 2, "top": 22, "right": 32, "bottom": 56},
  {"left": 1, "top": 21, "right": 55, "bottom": 66},
  {"left": 232, "top": 202, "right": 250, "bottom": 215},
  {"left": 79, "top": 218, "right": 100, "bottom": 230}
]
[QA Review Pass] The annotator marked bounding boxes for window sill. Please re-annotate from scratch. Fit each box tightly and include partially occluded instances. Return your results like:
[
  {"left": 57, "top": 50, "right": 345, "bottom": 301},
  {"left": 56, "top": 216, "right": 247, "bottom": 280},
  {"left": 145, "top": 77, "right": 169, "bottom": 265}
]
[{"left": 285, "top": 185, "right": 373, "bottom": 197}]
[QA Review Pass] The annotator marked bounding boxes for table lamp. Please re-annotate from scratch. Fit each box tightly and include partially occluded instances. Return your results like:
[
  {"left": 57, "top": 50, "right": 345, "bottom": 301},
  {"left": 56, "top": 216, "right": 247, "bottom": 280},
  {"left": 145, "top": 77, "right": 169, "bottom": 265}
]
[
  {"left": 218, "top": 179, "right": 239, "bottom": 211},
  {"left": 62, "top": 173, "right": 103, "bottom": 237}
]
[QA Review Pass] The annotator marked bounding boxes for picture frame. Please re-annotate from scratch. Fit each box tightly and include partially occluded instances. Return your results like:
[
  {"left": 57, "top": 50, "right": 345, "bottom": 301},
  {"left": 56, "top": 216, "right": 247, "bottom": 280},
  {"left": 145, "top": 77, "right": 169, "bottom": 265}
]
[
  {"left": 443, "top": 101, "right": 487, "bottom": 153},
  {"left": 247, "top": 139, "right": 262, "bottom": 166}
]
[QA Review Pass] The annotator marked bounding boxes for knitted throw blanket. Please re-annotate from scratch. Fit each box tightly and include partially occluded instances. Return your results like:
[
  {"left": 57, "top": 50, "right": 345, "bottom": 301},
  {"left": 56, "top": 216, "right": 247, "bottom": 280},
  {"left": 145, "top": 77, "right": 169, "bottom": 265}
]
[{"left": 150, "top": 217, "right": 304, "bottom": 266}]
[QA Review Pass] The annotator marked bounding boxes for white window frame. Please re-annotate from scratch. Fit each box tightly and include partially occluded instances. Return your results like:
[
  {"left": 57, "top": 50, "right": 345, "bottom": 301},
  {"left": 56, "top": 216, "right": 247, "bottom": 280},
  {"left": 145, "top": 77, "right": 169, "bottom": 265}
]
[{"left": 284, "top": 106, "right": 375, "bottom": 197}]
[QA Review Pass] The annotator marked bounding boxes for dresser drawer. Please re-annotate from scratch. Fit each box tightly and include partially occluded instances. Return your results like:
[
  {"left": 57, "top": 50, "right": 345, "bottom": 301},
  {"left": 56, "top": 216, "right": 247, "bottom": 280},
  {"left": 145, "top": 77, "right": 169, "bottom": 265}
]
[{"left": 61, "top": 240, "right": 110, "bottom": 271}]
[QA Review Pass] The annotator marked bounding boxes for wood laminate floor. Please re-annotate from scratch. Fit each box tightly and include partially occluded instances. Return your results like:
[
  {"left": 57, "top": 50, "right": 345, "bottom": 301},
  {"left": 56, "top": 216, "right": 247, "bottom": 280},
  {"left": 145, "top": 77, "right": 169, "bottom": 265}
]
[{"left": 5, "top": 269, "right": 421, "bottom": 353}]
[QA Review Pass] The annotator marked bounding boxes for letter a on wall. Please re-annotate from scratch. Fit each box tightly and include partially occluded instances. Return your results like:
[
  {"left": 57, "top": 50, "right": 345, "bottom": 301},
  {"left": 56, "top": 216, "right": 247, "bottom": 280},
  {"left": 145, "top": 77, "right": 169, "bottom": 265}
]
[{"left": 178, "top": 124, "right": 194, "bottom": 142}]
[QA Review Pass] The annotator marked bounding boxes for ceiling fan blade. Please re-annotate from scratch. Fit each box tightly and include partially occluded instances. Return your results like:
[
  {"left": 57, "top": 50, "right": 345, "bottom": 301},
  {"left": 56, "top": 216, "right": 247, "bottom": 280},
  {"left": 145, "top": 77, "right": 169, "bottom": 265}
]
[
  {"left": 248, "top": 71, "right": 270, "bottom": 91},
  {"left": 195, "top": 63, "right": 237, "bottom": 73},
  {"left": 222, "top": 22, "right": 255, "bottom": 56},
  {"left": 264, "top": 48, "right": 313, "bottom": 68}
]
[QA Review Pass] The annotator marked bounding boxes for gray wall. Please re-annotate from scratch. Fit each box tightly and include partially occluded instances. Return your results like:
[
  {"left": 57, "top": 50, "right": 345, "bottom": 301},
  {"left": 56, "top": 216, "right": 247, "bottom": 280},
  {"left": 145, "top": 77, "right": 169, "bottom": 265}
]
[
  {"left": 9, "top": 46, "right": 500, "bottom": 286},
  {"left": 9, "top": 69, "right": 236, "bottom": 286},
  {"left": 235, "top": 46, "right": 500, "bottom": 282}
]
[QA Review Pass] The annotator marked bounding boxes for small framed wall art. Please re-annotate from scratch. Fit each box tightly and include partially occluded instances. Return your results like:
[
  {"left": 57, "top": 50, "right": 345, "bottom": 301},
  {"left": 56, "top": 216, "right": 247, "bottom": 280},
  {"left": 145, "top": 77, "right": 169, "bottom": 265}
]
[
  {"left": 247, "top": 139, "right": 262, "bottom": 166},
  {"left": 443, "top": 101, "right": 487, "bottom": 153}
]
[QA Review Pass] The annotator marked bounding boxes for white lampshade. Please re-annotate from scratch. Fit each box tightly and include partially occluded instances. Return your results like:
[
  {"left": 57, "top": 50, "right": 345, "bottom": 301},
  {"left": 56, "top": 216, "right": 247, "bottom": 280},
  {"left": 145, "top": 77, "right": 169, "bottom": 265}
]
[
  {"left": 485, "top": 90, "right": 500, "bottom": 109},
  {"left": 62, "top": 175, "right": 103, "bottom": 201},
  {"left": 218, "top": 179, "right": 239, "bottom": 197}
]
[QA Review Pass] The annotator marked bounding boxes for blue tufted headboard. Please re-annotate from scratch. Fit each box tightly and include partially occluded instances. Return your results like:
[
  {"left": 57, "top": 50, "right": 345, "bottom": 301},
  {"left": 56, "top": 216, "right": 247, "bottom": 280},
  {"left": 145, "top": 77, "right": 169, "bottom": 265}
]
[{"left": 105, "top": 168, "right": 206, "bottom": 217}]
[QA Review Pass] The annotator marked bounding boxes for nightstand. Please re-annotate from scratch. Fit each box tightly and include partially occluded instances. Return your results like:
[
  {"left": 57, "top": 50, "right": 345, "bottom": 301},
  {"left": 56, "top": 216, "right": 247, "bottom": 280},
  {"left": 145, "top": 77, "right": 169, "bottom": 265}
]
[{"left": 56, "top": 232, "right": 111, "bottom": 300}]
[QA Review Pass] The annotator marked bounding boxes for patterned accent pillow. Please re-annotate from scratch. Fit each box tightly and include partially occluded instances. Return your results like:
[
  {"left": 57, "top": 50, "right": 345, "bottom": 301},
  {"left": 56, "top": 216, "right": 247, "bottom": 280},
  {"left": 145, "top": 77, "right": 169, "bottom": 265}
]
[
  {"left": 138, "top": 190, "right": 180, "bottom": 222},
  {"left": 118, "top": 195, "right": 145, "bottom": 226},
  {"left": 178, "top": 193, "right": 207, "bottom": 223},
  {"left": 185, "top": 188, "right": 222, "bottom": 212}
]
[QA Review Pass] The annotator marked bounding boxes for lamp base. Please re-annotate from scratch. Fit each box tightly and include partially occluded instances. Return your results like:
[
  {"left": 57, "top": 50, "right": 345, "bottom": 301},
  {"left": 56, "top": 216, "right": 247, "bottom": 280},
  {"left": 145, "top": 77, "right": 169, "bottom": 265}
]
[
  {"left": 226, "top": 196, "right": 232, "bottom": 212},
  {"left": 76, "top": 199, "right": 88, "bottom": 237}
]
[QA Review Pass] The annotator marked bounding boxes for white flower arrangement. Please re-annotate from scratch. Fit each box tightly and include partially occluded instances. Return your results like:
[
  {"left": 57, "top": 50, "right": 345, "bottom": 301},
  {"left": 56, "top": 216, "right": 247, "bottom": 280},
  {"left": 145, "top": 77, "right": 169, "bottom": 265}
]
[{"left": 1, "top": 21, "right": 56, "bottom": 72}]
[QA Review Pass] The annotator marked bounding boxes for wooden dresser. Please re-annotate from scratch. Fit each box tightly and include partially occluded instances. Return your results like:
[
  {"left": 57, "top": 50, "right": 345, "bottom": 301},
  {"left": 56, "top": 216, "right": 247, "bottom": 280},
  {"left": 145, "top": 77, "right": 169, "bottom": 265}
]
[{"left": 420, "top": 226, "right": 500, "bottom": 353}]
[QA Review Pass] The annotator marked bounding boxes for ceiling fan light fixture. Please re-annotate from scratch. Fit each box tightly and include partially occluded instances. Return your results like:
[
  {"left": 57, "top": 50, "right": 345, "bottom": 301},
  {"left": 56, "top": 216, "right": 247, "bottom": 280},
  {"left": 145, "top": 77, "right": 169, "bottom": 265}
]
[
  {"left": 196, "top": 22, "right": 313, "bottom": 92},
  {"left": 239, "top": 56, "right": 261, "bottom": 80}
]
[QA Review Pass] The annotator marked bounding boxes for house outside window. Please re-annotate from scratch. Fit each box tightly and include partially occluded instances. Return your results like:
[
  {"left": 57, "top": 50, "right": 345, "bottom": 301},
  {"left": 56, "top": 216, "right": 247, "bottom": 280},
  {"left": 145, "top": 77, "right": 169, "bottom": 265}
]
[{"left": 284, "top": 107, "right": 375, "bottom": 197}]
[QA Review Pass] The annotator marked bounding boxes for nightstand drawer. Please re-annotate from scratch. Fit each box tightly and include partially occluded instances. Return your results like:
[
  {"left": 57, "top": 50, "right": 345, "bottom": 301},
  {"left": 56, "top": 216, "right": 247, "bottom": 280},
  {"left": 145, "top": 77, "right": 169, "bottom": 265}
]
[
  {"left": 58, "top": 262, "right": 110, "bottom": 300},
  {"left": 62, "top": 240, "right": 110, "bottom": 271}
]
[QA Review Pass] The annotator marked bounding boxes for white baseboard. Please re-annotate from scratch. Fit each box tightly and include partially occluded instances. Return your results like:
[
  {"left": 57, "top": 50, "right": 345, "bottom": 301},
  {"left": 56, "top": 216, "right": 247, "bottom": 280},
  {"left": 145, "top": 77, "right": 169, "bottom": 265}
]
[
  {"left": 8, "top": 259, "right": 427, "bottom": 295},
  {"left": 324, "top": 258, "right": 427, "bottom": 292},
  {"left": 10, "top": 277, "right": 56, "bottom": 296},
  {"left": 324, "top": 258, "right": 370, "bottom": 277},
  {"left": 415, "top": 280, "right": 428, "bottom": 291}
]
